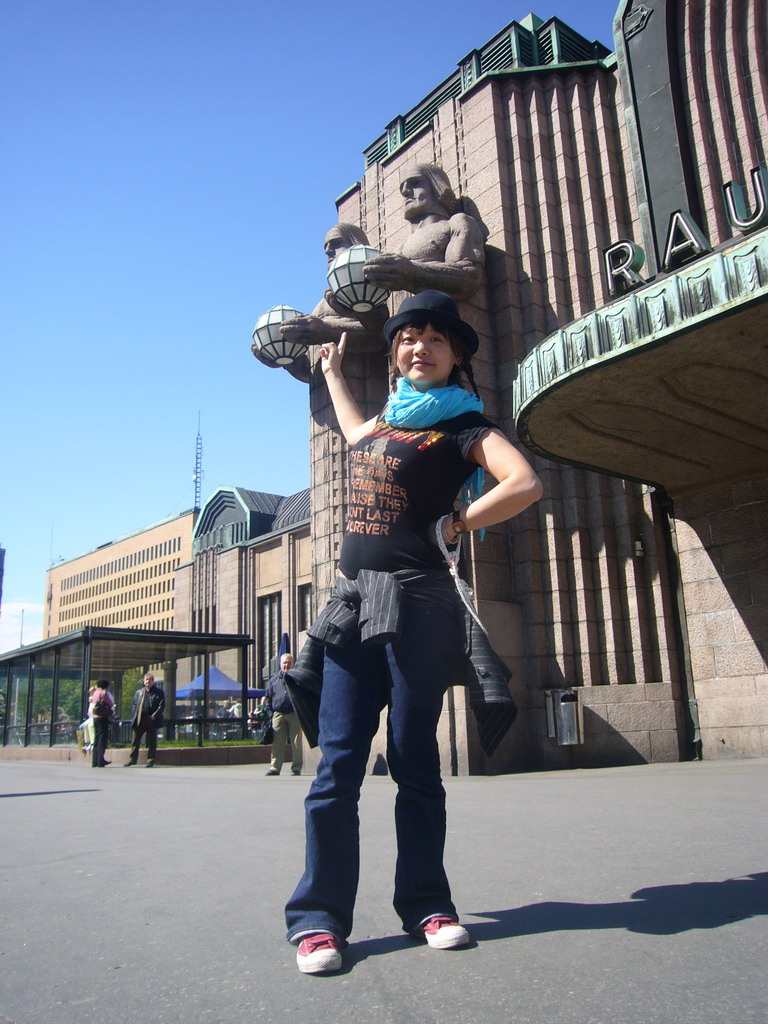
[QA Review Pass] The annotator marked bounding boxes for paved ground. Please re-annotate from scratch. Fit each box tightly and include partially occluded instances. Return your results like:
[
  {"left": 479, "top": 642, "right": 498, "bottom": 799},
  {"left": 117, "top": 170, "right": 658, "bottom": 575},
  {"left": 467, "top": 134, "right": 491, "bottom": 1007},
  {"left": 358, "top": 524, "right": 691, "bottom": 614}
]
[{"left": 1, "top": 756, "right": 766, "bottom": 1024}]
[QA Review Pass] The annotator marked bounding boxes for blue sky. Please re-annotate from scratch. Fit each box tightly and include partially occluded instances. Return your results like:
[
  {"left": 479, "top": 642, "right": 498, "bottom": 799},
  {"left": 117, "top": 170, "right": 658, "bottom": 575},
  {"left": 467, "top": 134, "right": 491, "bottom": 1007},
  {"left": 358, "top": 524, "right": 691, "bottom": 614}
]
[{"left": 0, "top": 0, "right": 620, "bottom": 652}]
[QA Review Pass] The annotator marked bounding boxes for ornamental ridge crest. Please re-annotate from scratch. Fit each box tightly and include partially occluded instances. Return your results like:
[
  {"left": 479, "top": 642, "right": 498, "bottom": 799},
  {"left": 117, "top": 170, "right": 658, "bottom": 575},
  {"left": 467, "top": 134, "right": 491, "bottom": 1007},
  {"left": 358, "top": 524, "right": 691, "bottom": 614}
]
[{"left": 624, "top": 3, "right": 653, "bottom": 40}]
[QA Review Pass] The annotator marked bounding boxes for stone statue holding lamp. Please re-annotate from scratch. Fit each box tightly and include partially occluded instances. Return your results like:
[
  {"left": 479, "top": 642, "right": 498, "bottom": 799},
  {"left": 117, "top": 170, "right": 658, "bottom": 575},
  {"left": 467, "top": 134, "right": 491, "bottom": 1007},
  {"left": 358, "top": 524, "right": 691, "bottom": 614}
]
[
  {"left": 251, "top": 223, "right": 388, "bottom": 381},
  {"left": 281, "top": 223, "right": 389, "bottom": 348},
  {"left": 362, "top": 163, "right": 485, "bottom": 301},
  {"left": 252, "top": 167, "right": 485, "bottom": 377}
]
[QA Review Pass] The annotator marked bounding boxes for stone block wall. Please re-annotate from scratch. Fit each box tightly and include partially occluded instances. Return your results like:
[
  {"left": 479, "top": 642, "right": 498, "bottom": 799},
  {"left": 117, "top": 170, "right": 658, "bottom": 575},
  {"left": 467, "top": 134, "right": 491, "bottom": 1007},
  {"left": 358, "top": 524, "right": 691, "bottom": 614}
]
[
  {"left": 676, "top": 0, "right": 768, "bottom": 250},
  {"left": 674, "top": 479, "right": 768, "bottom": 758},
  {"left": 174, "top": 563, "right": 192, "bottom": 631}
]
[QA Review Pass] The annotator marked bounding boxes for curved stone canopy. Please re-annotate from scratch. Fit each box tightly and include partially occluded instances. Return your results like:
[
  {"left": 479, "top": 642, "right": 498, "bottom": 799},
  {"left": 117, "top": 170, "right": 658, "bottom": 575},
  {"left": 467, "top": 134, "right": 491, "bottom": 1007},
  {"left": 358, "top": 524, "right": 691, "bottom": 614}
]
[{"left": 514, "top": 228, "right": 768, "bottom": 497}]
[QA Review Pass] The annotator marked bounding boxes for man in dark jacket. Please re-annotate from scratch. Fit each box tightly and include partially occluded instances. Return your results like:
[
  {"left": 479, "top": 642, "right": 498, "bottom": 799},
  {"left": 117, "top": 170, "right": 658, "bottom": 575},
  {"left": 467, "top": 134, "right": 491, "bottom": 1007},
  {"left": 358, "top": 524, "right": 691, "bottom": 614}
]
[
  {"left": 124, "top": 673, "right": 166, "bottom": 768},
  {"left": 264, "top": 654, "right": 303, "bottom": 777}
]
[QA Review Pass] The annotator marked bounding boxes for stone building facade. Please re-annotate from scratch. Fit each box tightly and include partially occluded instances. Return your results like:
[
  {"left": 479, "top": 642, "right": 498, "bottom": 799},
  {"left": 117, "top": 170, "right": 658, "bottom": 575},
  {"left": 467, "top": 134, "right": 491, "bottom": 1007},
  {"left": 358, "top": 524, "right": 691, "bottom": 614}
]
[
  {"left": 511, "top": 0, "right": 768, "bottom": 762},
  {"left": 173, "top": 487, "right": 312, "bottom": 689},
  {"left": 285, "top": 2, "right": 767, "bottom": 773}
]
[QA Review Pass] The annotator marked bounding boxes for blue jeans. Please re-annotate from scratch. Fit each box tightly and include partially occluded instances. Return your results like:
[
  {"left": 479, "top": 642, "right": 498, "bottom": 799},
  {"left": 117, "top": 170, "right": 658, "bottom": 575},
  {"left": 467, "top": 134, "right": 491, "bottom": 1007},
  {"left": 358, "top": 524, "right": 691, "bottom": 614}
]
[{"left": 285, "top": 591, "right": 464, "bottom": 942}]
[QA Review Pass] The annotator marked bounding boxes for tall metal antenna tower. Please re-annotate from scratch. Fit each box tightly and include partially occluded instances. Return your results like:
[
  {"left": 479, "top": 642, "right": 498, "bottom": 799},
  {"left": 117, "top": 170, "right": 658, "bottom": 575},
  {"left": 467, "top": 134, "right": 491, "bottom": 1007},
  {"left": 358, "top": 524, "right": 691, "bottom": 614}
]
[{"left": 193, "top": 413, "right": 203, "bottom": 511}]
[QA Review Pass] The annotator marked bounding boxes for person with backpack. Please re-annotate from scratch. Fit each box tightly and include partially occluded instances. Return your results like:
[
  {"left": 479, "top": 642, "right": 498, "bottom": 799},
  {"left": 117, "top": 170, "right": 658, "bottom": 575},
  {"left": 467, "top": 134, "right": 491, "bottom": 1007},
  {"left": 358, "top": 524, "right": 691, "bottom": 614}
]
[{"left": 89, "top": 679, "right": 115, "bottom": 768}]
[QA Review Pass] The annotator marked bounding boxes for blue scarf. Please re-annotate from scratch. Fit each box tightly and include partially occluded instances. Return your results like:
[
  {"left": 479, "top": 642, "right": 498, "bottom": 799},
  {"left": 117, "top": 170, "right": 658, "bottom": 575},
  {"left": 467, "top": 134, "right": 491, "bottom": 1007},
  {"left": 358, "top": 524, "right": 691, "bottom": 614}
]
[{"left": 383, "top": 378, "right": 486, "bottom": 512}]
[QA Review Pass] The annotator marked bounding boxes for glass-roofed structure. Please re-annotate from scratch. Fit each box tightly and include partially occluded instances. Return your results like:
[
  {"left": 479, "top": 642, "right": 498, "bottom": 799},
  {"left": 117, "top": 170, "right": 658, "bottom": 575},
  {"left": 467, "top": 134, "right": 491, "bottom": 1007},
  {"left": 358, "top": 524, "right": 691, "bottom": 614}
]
[{"left": 0, "top": 626, "right": 250, "bottom": 749}]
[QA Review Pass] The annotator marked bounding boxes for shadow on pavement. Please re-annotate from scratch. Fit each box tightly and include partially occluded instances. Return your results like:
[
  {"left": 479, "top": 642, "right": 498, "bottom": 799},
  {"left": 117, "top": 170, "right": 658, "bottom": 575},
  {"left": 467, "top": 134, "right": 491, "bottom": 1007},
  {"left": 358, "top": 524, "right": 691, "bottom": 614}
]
[
  {"left": 470, "top": 871, "right": 768, "bottom": 938},
  {"left": 0, "top": 789, "right": 100, "bottom": 798},
  {"left": 347, "top": 933, "right": 421, "bottom": 963}
]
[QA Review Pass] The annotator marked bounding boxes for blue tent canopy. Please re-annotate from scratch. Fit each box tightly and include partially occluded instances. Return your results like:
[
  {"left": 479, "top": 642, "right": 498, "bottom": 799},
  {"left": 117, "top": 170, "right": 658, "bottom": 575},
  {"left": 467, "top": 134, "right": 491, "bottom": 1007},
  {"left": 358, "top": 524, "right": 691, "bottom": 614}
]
[{"left": 175, "top": 665, "right": 264, "bottom": 699}]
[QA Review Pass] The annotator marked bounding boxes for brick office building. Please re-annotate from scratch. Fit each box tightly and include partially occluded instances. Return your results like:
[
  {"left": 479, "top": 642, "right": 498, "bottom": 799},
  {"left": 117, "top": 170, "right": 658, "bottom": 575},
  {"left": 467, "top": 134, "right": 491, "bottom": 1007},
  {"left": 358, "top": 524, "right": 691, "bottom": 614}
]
[
  {"left": 264, "top": 1, "right": 766, "bottom": 773},
  {"left": 43, "top": 510, "right": 197, "bottom": 638}
]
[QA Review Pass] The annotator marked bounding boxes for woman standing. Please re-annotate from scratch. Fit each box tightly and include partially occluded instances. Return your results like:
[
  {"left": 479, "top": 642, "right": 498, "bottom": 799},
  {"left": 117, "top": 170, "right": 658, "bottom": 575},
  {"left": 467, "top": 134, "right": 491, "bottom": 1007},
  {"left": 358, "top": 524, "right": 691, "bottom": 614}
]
[
  {"left": 286, "top": 290, "right": 542, "bottom": 974},
  {"left": 89, "top": 679, "right": 114, "bottom": 768},
  {"left": 79, "top": 684, "right": 97, "bottom": 754}
]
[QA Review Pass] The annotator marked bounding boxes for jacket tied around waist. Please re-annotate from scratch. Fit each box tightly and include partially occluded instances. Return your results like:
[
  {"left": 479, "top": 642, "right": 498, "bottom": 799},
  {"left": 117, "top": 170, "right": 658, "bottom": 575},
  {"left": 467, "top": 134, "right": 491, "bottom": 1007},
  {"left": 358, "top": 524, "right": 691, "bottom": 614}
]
[{"left": 284, "top": 568, "right": 517, "bottom": 758}]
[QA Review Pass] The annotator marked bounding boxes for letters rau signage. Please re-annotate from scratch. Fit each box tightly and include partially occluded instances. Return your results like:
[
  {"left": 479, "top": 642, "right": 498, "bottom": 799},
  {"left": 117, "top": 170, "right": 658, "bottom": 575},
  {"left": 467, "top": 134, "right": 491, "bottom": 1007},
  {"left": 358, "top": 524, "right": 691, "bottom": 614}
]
[
  {"left": 603, "top": 166, "right": 768, "bottom": 295},
  {"left": 611, "top": 0, "right": 766, "bottom": 298}
]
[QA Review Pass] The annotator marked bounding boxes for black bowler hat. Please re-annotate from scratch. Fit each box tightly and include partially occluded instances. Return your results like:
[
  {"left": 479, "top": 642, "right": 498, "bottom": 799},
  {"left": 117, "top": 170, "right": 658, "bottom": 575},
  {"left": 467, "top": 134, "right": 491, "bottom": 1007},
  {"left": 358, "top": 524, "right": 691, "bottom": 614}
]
[{"left": 384, "top": 290, "right": 479, "bottom": 354}]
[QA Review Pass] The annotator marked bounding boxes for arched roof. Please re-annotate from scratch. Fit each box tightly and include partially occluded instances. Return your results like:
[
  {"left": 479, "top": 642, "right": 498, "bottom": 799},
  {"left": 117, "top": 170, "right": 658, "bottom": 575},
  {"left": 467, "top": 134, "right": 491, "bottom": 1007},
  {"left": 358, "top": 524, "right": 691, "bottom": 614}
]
[{"left": 193, "top": 486, "right": 310, "bottom": 553}]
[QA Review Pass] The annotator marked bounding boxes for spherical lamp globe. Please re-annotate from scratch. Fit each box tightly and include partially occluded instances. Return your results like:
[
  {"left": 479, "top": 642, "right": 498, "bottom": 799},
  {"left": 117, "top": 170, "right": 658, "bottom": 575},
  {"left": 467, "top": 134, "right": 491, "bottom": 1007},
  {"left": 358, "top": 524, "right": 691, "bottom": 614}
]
[
  {"left": 326, "top": 245, "right": 389, "bottom": 313},
  {"left": 251, "top": 305, "right": 306, "bottom": 366}
]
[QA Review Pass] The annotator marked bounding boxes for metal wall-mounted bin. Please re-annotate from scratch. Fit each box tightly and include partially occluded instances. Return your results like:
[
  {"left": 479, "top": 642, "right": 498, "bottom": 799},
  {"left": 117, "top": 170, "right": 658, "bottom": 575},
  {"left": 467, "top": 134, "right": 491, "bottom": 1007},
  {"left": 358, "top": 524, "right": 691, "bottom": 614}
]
[{"left": 544, "top": 687, "right": 584, "bottom": 745}]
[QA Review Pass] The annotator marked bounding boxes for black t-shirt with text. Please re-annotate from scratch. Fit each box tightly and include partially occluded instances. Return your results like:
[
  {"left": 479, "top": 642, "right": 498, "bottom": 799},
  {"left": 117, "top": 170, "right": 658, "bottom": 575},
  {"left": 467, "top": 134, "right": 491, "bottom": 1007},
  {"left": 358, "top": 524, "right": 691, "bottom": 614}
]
[{"left": 338, "top": 411, "right": 495, "bottom": 577}]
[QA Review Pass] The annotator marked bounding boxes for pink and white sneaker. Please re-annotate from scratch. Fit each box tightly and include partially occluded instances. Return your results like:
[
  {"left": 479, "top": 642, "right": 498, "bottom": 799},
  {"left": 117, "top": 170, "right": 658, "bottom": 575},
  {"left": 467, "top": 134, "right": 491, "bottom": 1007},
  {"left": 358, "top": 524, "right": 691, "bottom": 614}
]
[
  {"left": 296, "top": 932, "right": 343, "bottom": 974},
  {"left": 418, "top": 915, "right": 470, "bottom": 949}
]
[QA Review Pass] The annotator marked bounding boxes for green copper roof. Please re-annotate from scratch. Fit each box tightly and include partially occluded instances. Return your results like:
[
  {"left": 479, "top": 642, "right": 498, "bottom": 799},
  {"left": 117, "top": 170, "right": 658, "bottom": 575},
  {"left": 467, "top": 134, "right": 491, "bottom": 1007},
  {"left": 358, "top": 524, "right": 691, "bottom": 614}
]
[{"left": 363, "top": 13, "right": 613, "bottom": 168}]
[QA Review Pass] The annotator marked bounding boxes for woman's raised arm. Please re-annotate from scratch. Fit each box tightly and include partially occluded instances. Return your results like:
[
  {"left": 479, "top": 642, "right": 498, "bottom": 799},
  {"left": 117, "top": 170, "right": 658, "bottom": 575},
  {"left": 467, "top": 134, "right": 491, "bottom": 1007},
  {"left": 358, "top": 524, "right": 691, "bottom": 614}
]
[{"left": 319, "top": 332, "right": 378, "bottom": 445}]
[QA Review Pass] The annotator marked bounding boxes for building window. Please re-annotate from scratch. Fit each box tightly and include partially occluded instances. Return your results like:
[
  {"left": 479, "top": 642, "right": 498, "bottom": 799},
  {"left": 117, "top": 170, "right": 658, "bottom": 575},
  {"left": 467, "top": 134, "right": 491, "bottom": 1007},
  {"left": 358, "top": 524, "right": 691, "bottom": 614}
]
[
  {"left": 257, "top": 592, "right": 281, "bottom": 683},
  {"left": 298, "top": 583, "right": 313, "bottom": 633}
]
